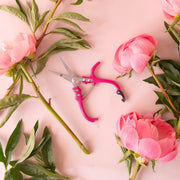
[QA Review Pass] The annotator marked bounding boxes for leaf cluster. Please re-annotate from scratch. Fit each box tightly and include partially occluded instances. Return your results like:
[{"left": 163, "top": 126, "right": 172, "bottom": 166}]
[
  {"left": 0, "top": 120, "right": 70, "bottom": 180},
  {"left": 144, "top": 59, "right": 180, "bottom": 122}
]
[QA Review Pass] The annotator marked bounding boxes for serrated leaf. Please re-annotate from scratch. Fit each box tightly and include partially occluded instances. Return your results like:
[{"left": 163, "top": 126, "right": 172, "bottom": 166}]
[
  {"left": 15, "top": 161, "right": 47, "bottom": 178},
  {"left": 71, "top": 0, "right": 83, "bottom": 5},
  {"left": 0, "top": 5, "right": 29, "bottom": 26},
  {"left": 53, "top": 18, "right": 84, "bottom": 31},
  {"left": 16, "top": 125, "right": 36, "bottom": 164},
  {"left": 55, "top": 12, "right": 89, "bottom": 21},
  {"left": 4, "top": 167, "right": 23, "bottom": 180},
  {"left": 42, "top": 127, "right": 55, "bottom": 171},
  {"left": 0, "top": 94, "right": 32, "bottom": 110},
  {"left": 5, "top": 120, "right": 22, "bottom": 166}
]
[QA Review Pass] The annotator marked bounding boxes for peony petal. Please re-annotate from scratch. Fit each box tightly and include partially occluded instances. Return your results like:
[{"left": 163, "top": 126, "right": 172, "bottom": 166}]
[
  {"left": 130, "top": 37, "right": 156, "bottom": 55},
  {"left": 136, "top": 120, "right": 159, "bottom": 140},
  {"left": 139, "top": 138, "right": 161, "bottom": 159},
  {"left": 130, "top": 54, "right": 150, "bottom": 73},
  {"left": 153, "top": 120, "right": 176, "bottom": 139},
  {"left": 157, "top": 148, "right": 178, "bottom": 162},
  {"left": 120, "top": 126, "right": 139, "bottom": 152},
  {"left": 158, "top": 138, "right": 175, "bottom": 157}
]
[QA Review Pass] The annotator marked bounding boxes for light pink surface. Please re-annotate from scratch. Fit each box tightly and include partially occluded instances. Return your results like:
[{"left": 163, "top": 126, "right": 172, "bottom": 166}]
[{"left": 0, "top": 0, "right": 180, "bottom": 180}]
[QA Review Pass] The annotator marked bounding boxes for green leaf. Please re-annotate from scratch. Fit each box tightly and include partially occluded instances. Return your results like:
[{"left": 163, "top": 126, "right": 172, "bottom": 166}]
[
  {"left": 4, "top": 167, "right": 23, "bottom": 180},
  {"left": 0, "top": 142, "right": 5, "bottom": 165},
  {"left": 0, "top": 5, "right": 29, "bottom": 26},
  {"left": 53, "top": 18, "right": 84, "bottom": 31},
  {"left": 0, "top": 94, "right": 32, "bottom": 127},
  {"left": 120, "top": 146, "right": 133, "bottom": 176},
  {"left": 167, "top": 119, "right": 178, "bottom": 128},
  {"left": 0, "top": 104, "right": 19, "bottom": 128},
  {"left": 26, "top": 0, "right": 32, "bottom": 20},
  {"left": 31, "top": 0, "right": 39, "bottom": 31},
  {"left": 34, "top": 164, "right": 70, "bottom": 180},
  {"left": 0, "top": 94, "right": 32, "bottom": 110},
  {"left": 54, "top": 12, "right": 89, "bottom": 21},
  {"left": 36, "top": 10, "right": 49, "bottom": 30},
  {"left": 119, "top": 150, "right": 132, "bottom": 163},
  {"left": 159, "top": 60, "right": 180, "bottom": 85},
  {"left": 50, "top": 0, "right": 57, "bottom": 2},
  {"left": 155, "top": 91, "right": 177, "bottom": 117},
  {"left": 5, "top": 120, "right": 22, "bottom": 166},
  {"left": 30, "top": 135, "right": 51, "bottom": 158},
  {"left": 151, "top": 160, "right": 156, "bottom": 172},
  {"left": 42, "top": 127, "right": 55, "bottom": 171},
  {"left": 164, "top": 21, "right": 180, "bottom": 45},
  {"left": 49, "top": 28, "right": 78, "bottom": 38},
  {"left": 15, "top": 0, "right": 28, "bottom": 18},
  {"left": 71, "top": 0, "right": 83, "bottom": 5},
  {"left": 16, "top": 125, "right": 36, "bottom": 164},
  {"left": 15, "top": 161, "right": 47, "bottom": 178}
]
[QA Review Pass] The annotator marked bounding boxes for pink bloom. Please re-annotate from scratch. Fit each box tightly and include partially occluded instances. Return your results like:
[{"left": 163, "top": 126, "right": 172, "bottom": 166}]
[
  {"left": 116, "top": 112, "right": 178, "bottom": 162},
  {"left": 161, "top": 0, "right": 180, "bottom": 19},
  {"left": 0, "top": 33, "right": 36, "bottom": 75},
  {"left": 113, "top": 34, "right": 157, "bottom": 74}
]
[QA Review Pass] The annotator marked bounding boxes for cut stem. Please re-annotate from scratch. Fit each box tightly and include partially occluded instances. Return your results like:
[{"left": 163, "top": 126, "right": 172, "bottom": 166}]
[{"left": 20, "top": 63, "right": 89, "bottom": 154}]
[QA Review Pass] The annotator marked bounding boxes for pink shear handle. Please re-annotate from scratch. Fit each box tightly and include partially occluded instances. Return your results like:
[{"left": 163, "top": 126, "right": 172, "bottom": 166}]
[
  {"left": 82, "top": 62, "right": 125, "bottom": 102},
  {"left": 72, "top": 86, "right": 98, "bottom": 122}
]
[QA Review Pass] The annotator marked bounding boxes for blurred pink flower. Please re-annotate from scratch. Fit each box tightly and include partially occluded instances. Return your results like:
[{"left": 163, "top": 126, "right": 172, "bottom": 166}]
[
  {"left": 113, "top": 34, "right": 157, "bottom": 74},
  {"left": 161, "top": 0, "right": 180, "bottom": 19},
  {"left": 0, "top": 33, "right": 36, "bottom": 75},
  {"left": 116, "top": 112, "right": 178, "bottom": 162}
]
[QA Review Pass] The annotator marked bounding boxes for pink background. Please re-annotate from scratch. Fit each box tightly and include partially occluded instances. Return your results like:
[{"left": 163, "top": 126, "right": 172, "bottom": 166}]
[{"left": 0, "top": 0, "right": 180, "bottom": 179}]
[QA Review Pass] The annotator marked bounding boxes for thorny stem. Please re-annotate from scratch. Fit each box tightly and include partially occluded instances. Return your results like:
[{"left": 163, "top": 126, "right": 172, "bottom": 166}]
[
  {"left": 146, "top": 64, "right": 179, "bottom": 116},
  {"left": 36, "top": 0, "right": 62, "bottom": 48},
  {"left": 20, "top": 63, "right": 90, "bottom": 154},
  {"left": 130, "top": 161, "right": 140, "bottom": 180}
]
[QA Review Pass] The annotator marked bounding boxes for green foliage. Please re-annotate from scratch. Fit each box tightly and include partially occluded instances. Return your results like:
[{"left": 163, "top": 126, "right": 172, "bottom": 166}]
[
  {"left": 0, "top": 94, "right": 33, "bottom": 127},
  {"left": 71, "top": 0, "right": 83, "bottom": 5},
  {"left": 0, "top": 121, "right": 70, "bottom": 180}
]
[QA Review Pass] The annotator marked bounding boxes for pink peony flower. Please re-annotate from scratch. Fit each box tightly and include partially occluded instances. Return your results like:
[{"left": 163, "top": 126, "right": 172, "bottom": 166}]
[
  {"left": 113, "top": 34, "right": 157, "bottom": 74},
  {"left": 161, "top": 0, "right": 180, "bottom": 19},
  {"left": 0, "top": 33, "right": 36, "bottom": 75},
  {"left": 116, "top": 112, "right": 178, "bottom": 162}
]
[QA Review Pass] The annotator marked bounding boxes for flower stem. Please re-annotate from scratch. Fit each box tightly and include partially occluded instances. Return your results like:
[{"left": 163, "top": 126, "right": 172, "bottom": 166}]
[
  {"left": 20, "top": 63, "right": 90, "bottom": 154},
  {"left": 176, "top": 116, "right": 180, "bottom": 139},
  {"left": 130, "top": 161, "right": 140, "bottom": 180},
  {"left": 36, "top": 0, "right": 62, "bottom": 48},
  {"left": 146, "top": 65, "right": 179, "bottom": 116}
]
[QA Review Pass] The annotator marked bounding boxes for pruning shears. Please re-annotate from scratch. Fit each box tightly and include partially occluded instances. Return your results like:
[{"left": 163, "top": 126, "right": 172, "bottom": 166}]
[{"left": 50, "top": 58, "right": 125, "bottom": 122}]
